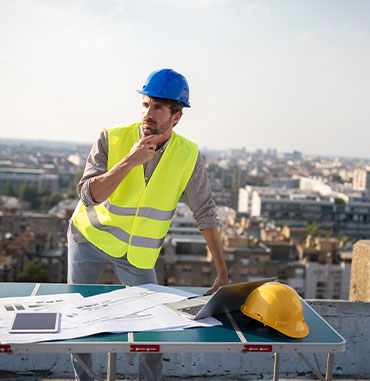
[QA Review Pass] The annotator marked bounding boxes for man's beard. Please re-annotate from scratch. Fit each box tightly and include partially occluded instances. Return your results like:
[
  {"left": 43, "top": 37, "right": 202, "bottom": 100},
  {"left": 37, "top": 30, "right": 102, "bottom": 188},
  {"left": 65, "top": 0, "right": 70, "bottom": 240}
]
[{"left": 143, "top": 117, "right": 172, "bottom": 136}]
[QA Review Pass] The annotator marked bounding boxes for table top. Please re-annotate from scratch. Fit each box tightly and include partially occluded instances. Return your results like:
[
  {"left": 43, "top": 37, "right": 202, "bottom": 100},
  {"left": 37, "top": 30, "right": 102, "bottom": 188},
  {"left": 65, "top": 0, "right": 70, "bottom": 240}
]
[{"left": 0, "top": 282, "right": 346, "bottom": 354}]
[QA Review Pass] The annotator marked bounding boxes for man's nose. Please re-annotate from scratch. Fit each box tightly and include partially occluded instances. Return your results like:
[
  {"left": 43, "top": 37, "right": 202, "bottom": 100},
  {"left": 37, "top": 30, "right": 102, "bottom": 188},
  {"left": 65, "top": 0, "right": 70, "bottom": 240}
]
[{"left": 143, "top": 106, "right": 153, "bottom": 118}]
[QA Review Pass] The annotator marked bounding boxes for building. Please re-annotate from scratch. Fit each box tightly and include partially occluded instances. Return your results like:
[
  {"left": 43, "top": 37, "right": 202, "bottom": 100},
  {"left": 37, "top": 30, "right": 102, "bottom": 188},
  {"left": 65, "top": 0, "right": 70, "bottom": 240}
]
[
  {"left": 335, "top": 196, "right": 370, "bottom": 239},
  {"left": 0, "top": 196, "right": 30, "bottom": 212},
  {"left": 238, "top": 186, "right": 370, "bottom": 240},
  {"left": 304, "top": 261, "right": 350, "bottom": 299},
  {"left": 353, "top": 168, "right": 370, "bottom": 193},
  {"left": 239, "top": 186, "right": 335, "bottom": 228},
  {"left": 0, "top": 167, "right": 59, "bottom": 194},
  {"left": 0, "top": 211, "right": 68, "bottom": 243},
  {"left": 297, "top": 237, "right": 351, "bottom": 300},
  {"left": 0, "top": 230, "right": 67, "bottom": 283},
  {"left": 269, "top": 177, "right": 300, "bottom": 189},
  {"left": 0, "top": 208, "right": 69, "bottom": 282},
  {"left": 49, "top": 198, "right": 79, "bottom": 218},
  {"left": 299, "top": 176, "right": 332, "bottom": 195}
]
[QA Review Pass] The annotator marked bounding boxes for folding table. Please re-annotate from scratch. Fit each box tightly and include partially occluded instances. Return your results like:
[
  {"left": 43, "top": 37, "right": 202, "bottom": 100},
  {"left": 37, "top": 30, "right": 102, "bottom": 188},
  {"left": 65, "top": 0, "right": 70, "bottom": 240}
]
[{"left": 0, "top": 282, "right": 345, "bottom": 381}]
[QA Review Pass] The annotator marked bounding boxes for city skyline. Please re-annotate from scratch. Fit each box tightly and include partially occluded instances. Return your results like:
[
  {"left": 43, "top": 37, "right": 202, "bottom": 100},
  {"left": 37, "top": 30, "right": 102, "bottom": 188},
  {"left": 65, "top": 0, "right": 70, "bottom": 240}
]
[
  {"left": 1, "top": 0, "right": 369, "bottom": 158},
  {"left": 3, "top": 136, "right": 370, "bottom": 162}
]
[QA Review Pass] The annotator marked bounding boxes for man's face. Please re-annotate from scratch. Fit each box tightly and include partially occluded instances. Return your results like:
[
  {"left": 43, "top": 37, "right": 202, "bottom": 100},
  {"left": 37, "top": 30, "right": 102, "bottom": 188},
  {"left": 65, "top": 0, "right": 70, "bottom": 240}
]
[{"left": 141, "top": 96, "right": 181, "bottom": 138}]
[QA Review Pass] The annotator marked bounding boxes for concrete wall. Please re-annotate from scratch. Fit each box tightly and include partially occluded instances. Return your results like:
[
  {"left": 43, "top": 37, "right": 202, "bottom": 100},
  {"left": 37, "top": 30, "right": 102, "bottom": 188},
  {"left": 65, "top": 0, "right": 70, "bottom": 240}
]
[
  {"left": 350, "top": 240, "right": 370, "bottom": 301},
  {"left": 0, "top": 300, "right": 369, "bottom": 380},
  {"left": 307, "top": 300, "right": 370, "bottom": 379}
]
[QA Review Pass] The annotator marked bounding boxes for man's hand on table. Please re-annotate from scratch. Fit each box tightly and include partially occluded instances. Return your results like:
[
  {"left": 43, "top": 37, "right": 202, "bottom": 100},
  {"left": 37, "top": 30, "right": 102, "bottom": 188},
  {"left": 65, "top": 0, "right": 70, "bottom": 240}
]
[{"left": 203, "top": 273, "right": 229, "bottom": 296}]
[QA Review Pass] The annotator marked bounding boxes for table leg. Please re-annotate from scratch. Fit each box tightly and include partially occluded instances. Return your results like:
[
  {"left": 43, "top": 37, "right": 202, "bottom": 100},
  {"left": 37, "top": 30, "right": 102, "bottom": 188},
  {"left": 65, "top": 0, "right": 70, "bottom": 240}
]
[
  {"left": 325, "top": 353, "right": 334, "bottom": 381},
  {"left": 72, "top": 354, "right": 104, "bottom": 381},
  {"left": 273, "top": 352, "right": 280, "bottom": 381},
  {"left": 107, "top": 352, "right": 117, "bottom": 381}
]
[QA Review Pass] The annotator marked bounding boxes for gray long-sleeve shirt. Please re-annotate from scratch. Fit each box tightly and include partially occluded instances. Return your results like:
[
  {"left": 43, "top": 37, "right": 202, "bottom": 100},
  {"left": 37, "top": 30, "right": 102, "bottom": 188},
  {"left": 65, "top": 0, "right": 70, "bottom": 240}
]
[{"left": 71, "top": 127, "right": 218, "bottom": 243}]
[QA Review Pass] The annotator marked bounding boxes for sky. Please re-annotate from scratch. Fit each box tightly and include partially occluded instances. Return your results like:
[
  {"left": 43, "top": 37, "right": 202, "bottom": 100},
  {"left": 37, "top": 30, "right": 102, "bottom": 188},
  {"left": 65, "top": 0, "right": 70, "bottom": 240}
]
[{"left": 1, "top": 0, "right": 369, "bottom": 158}]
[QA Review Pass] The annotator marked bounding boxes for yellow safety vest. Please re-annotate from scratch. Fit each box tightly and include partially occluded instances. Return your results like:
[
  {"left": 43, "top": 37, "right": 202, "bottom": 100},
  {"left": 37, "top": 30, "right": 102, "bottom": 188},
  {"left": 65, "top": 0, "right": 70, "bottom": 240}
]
[{"left": 72, "top": 123, "right": 198, "bottom": 269}]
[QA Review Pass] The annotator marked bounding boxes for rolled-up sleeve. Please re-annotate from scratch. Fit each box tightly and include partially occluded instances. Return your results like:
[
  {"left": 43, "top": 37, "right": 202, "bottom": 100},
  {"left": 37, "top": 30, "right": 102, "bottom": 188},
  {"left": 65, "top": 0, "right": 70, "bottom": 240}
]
[
  {"left": 184, "top": 153, "right": 218, "bottom": 230},
  {"left": 77, "top": 130, "right": 108, "bottom": 207}
]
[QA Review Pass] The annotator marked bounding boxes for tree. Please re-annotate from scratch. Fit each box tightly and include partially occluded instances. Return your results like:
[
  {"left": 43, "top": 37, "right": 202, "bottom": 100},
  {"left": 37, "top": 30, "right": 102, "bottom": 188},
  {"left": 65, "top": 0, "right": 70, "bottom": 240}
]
[
  {"left": 67, "top": 168, "right": 84, "bottom": 199},
  {"left": 306, "top": 223, "right": 320, "bottom": 237},
  {"left": 39, "top": 192, "right": 64, "bottom": 211},
  {"left": 18, "top": 182, "right": 39, "bottom": 209},
  {"left": 275, "top": 222, "right": 284, "bottom": 229},
  {"left": 4, "top": 182, "right": 16, "bottom": 197},
  {"left": 15, "top": 261, "right": 49, "bottom": 282},
  {"left": 334, "top": 197, "right": 345, "bottom": 204},
  {"left": 306, "top": 222, "right": 331, "bottom": 238},
  {"left": 39, "top": 185, "right": 51, "bottom": 198}
]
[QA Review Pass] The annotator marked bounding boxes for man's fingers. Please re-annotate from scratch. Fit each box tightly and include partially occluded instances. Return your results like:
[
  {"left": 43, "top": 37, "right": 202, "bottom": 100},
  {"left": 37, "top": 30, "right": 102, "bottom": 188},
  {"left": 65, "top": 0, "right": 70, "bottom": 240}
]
[
  {"left": 140, "top": 134, "right": 162, "bottom": 144},
  {"left": 144, "top": 142, "right": 156, "bottom": 151},
  {"left": 139, "top": 136, "right": 160, "bottom": 152},
  {"left": 203, "top": 287, "right": 215, "bottom": 296},
  {"left": 203, "top": 275, "right": 229, "bottom": 296}
]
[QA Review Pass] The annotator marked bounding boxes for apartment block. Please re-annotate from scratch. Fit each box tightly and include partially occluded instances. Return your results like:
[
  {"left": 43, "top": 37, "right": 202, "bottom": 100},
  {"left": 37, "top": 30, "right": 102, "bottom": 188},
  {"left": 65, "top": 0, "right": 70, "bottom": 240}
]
[
  {"left": 353, "top": 168, "right": 370, "bottom": 192},
  {"left": 238, "top": 185, "right": 370, "bottom": 240},
  {"left": 0, "top": 167, "right": 59, "bottom": 193},
  {"left": 304, "top": 261, "right": 351, "bottom": 299}
]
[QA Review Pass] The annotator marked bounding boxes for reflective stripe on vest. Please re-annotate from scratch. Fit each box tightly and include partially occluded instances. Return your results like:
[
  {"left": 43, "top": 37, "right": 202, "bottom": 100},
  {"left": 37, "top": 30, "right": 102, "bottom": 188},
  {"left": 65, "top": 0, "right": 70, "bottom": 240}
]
[
  {"left": 72, "top": 123, "right": 198, "bottom": 268},
  {"left": 104, "top": 200, "right": 176, "bottom": 221},
  {"left": 86, "top": 206, "right": 130, "bottom": 244},
  {"left": 87, "top": 203, "right": 166, "bottom": 249}
]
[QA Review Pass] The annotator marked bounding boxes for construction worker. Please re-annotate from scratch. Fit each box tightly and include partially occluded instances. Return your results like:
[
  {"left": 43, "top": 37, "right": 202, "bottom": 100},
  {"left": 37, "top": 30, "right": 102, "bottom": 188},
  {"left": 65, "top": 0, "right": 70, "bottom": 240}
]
[{"left": 68, "top": 68, "right": 229, "bottom": 380}]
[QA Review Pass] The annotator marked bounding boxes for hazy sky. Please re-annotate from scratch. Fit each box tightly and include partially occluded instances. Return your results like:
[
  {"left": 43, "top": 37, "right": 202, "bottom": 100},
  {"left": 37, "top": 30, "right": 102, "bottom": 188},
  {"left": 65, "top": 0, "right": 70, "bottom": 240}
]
[{"left": 1, "top": 0, "right": 369, "bottom": 157}]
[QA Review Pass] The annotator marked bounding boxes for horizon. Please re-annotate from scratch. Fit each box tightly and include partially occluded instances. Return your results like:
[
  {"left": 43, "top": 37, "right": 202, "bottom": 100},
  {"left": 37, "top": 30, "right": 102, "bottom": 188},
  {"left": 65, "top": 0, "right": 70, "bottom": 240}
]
[
  {"left": 1, "top": 1, "right": 369, "bottom": 158},
  {"left": 2, "top": 135, "right": 370, "bottom": 161}
]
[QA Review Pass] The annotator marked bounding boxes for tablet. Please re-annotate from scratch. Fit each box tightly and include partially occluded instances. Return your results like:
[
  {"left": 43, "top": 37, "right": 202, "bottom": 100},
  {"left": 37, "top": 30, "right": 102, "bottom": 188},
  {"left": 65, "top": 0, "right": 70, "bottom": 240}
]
[{"left": 8, "top": 312, "right": 60, "bottom": 333}]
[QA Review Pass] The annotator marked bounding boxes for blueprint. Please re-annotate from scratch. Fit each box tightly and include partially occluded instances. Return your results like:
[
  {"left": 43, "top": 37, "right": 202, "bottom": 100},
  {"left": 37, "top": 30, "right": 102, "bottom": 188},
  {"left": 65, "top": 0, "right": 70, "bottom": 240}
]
[{"left": 0, "top": 284, "right": 221, "bottom": 344}]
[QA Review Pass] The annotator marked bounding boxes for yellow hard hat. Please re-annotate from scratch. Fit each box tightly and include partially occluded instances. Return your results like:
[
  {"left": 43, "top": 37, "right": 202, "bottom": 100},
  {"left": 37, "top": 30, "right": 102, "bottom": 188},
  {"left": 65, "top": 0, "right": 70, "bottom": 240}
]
[{"left": 241, "top": 282, "right": 309, "bottom": 338}]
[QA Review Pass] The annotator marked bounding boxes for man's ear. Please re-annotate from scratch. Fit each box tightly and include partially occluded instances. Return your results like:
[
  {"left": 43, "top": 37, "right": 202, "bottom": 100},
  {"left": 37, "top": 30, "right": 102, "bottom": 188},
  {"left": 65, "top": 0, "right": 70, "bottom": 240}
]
[{"left": 173, "top": 111, "right": 182, "bottom": 125}]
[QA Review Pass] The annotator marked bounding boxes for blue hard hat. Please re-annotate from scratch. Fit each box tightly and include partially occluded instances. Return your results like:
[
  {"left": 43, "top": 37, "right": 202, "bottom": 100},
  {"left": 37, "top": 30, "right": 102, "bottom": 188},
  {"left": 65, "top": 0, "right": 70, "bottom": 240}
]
[{"left": 137, "top": 68, "right": 190, "bottom": 108}]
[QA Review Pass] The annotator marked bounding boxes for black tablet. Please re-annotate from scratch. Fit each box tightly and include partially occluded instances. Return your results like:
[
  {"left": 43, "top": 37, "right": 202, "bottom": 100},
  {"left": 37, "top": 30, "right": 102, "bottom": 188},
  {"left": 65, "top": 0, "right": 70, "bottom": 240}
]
[{"left": 9, "top": 312, "right": 60, "bottom": 333}]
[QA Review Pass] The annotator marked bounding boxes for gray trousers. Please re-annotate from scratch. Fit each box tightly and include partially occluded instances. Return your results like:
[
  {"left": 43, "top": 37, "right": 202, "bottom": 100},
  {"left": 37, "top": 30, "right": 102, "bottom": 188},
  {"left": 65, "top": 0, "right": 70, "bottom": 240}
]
[{"left": 67, "top": 226, "right": 163, "bottom": 381}]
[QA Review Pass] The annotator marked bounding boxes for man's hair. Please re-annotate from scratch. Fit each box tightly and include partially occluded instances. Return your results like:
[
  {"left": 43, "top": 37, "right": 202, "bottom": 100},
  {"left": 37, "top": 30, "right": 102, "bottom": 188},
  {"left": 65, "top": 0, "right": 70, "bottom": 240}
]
[{"left": 151, "top": 96, "right": 184, "bottom": 115}]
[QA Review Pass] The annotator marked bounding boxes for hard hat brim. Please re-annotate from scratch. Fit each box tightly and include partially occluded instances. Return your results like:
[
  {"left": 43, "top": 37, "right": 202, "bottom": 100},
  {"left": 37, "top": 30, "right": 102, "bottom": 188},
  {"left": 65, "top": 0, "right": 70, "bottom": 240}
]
[{"left": 137, "top": 89, "right": 191, "bottom": 108}]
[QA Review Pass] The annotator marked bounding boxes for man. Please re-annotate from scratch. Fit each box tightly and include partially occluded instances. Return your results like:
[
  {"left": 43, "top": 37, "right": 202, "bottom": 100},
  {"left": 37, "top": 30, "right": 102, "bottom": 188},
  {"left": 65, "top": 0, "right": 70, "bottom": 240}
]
[{"left": 68, "top": 68, "right": 228, "bottom": 380}]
